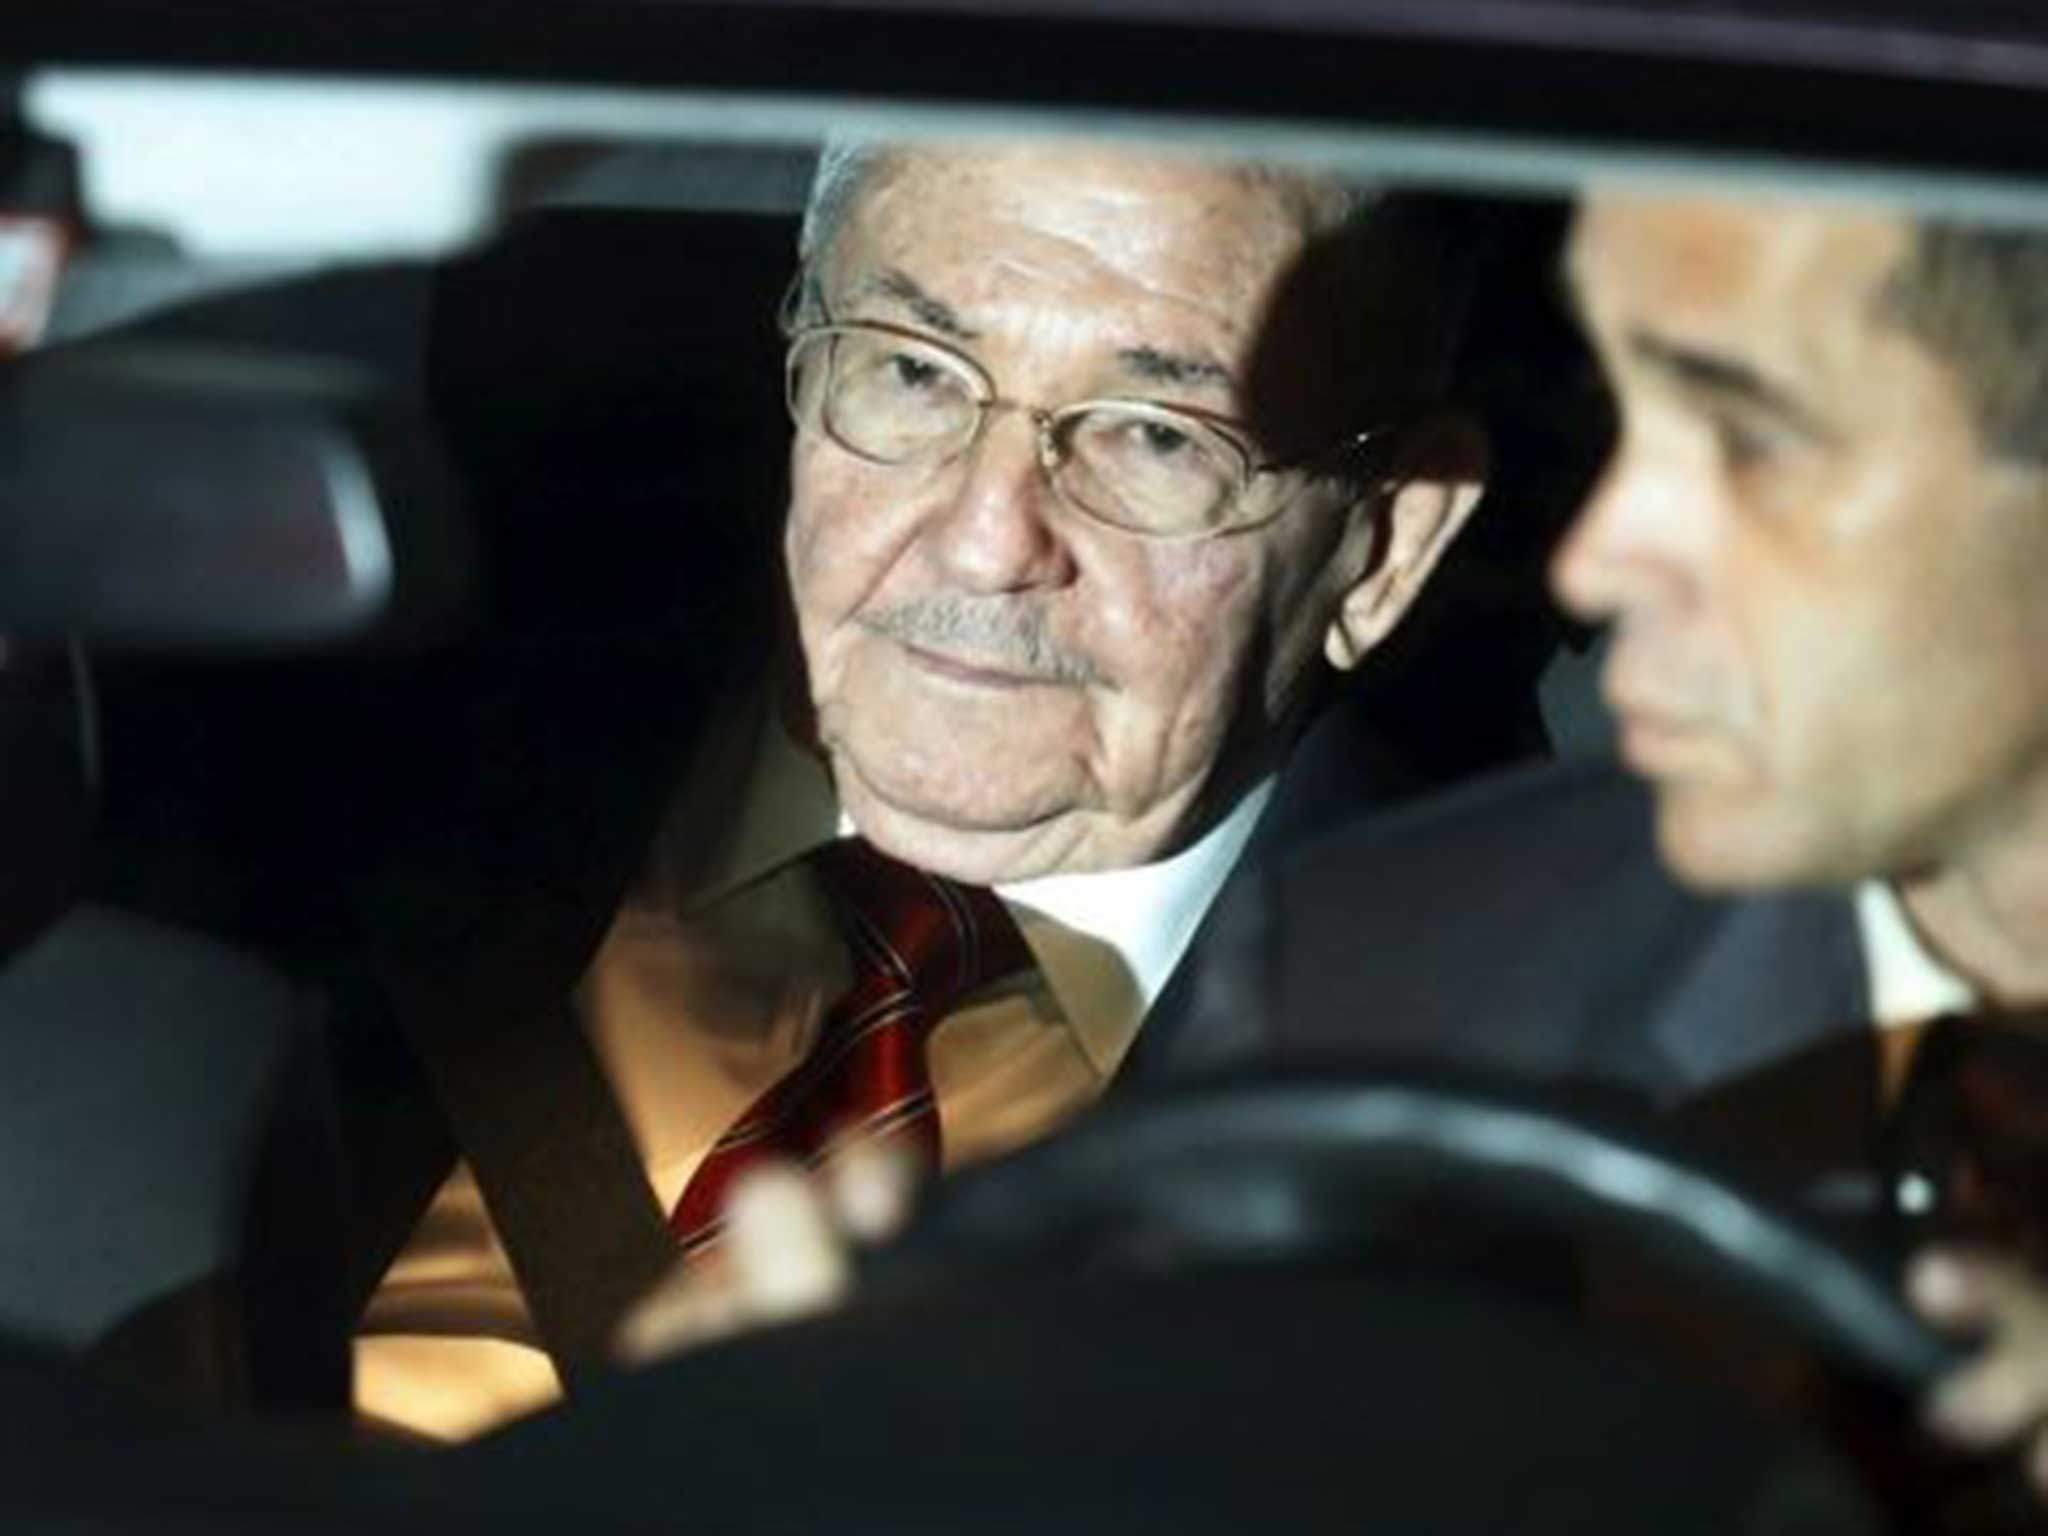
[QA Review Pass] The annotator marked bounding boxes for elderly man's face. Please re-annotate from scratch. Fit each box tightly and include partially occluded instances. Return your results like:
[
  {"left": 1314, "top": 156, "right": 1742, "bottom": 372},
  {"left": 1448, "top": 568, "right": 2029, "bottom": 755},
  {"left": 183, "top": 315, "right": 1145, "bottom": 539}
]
[
  {"left": 1557, "top": 197, "right": 2048, "bottom": 891},
  {"left": 785, "top": 145, "right": 1454, "bottom": 883}
]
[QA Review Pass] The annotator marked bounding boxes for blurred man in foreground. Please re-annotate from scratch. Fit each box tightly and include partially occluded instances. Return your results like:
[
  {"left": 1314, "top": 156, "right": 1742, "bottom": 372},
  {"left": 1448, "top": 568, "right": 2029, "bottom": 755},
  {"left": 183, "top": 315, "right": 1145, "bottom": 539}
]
[
  {"left": 1563, "top": 197, "right": 2048, "bottom": 1485},
  {"left": 1208, "top": 192, "right": 2048, "bottom": 1508}
]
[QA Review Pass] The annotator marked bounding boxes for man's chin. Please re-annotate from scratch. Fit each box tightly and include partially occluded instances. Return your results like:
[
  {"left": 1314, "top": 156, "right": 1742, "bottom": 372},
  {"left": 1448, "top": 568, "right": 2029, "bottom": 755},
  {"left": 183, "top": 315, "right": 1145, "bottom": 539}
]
[
  {"left": 1653, "top": 813, "right": 1762, "bottom": 893},
  {"left": 1650, "top": 784, "right": 1858, "bottom": 895},
  {"left": 830, "top": 753, "right": 1084, "bottom": 885}
]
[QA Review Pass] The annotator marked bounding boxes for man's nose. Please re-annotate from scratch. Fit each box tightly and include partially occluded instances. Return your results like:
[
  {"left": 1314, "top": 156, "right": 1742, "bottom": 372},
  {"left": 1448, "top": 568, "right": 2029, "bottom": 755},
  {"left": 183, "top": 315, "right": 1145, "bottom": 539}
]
[
  {"left": 920, "top": 408, "right": 1076, "bottom": 594},
  {"left": 1549, "top": 434, "right": 1704, "bottom": 628}
]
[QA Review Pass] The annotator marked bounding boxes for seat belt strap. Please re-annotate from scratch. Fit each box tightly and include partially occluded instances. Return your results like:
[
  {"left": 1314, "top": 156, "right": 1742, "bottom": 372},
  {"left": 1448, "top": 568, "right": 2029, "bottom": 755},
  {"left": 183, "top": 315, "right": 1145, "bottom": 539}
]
[{"left": 374, "top": 873, "right": 675, "bottom": 1386}]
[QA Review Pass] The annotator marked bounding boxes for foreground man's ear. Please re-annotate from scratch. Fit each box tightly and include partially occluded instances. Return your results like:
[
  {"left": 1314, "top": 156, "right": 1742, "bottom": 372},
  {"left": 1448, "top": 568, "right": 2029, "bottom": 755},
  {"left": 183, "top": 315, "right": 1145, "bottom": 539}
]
[{"left": 1324, "top": 411, "right": 1489, "bottom": 672}]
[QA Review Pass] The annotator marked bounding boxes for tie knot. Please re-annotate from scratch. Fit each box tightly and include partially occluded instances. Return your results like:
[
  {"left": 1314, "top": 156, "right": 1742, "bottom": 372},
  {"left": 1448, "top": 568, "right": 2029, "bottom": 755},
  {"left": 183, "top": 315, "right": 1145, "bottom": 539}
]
[{"left": 810, "top": 838, "right": 1032, "bottom": 1014}]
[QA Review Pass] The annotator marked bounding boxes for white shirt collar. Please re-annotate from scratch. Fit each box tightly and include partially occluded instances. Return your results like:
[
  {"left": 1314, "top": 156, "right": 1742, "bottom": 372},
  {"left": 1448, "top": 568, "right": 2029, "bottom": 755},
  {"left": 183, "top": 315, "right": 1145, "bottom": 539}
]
[
  {"left": 996, "top": 779, "right": 1274, "bottom": 1078},
  {"left": 704, "top": 703, "right": 1270, "bottom": 1079},
  {"left": 1856, "top": 879, "right": 1977, "bottom": 1030}
]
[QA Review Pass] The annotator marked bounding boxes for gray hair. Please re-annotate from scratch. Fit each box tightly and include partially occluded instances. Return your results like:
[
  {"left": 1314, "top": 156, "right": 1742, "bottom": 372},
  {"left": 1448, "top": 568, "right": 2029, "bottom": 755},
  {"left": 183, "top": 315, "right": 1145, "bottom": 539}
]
[
  {"left": 797, "top": 136, "right": 1376, "bottom": 267},
  {"left": 798, "top": 137, "right": 890, "bottom": 267}
]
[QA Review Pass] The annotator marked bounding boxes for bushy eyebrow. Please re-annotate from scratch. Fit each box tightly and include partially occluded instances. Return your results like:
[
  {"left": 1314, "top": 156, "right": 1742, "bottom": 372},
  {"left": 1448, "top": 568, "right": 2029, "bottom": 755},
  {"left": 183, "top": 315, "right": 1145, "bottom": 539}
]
[
  {"left": 1114, "top": 345, "right": 1235, "bottom": 394},
  {"left": 1626, "top": 329, "right": 1843, "bottom": 443},
  {"left": 851, "top": 268, "right": 978, "bottom": 340},
  {"left": 848, "top": 268, "right": 1237, "bottom": 398}
]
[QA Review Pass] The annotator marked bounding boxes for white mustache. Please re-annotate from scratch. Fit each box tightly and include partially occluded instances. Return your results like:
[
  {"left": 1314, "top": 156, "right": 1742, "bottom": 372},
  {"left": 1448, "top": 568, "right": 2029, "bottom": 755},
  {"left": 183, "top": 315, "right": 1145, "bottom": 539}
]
[{"left": 861, "top": 598, "right": 1110, "bottom": 688}]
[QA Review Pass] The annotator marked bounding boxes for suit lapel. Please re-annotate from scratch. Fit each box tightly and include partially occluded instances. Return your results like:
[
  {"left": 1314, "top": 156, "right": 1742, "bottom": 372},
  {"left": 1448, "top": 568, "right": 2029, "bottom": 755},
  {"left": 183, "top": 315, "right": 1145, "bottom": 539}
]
[
  {"left": 1636, "top": 890, "right": 1869, "bottom": 1105},
  {"left": 1633, "top": 892, "right": 1888, "bottom": 1242},
  {"left": 1120, "top": 697, "right": 1447, "bottom": 1084}
]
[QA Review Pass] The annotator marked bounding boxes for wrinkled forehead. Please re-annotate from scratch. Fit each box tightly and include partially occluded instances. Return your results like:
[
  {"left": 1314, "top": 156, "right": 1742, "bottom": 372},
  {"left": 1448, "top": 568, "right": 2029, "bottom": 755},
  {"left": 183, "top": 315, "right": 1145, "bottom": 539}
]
[{"left": 822, "top": 142, "right": 1333, "bottom": 335}]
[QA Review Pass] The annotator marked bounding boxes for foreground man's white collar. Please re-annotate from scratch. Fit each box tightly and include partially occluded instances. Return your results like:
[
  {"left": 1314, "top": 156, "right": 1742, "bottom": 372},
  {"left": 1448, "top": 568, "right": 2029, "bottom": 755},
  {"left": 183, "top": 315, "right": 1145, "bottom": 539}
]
[{"left": 1857, "top": 879, "right": 1976, "bottom": 1029}]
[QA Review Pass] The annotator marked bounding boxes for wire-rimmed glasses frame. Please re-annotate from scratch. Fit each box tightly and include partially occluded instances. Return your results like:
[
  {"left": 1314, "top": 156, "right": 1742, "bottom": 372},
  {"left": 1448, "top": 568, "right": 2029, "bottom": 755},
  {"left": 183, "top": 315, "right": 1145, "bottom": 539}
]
[{"left": 781, "top": 316, "right": 1383, "bottom": 542}]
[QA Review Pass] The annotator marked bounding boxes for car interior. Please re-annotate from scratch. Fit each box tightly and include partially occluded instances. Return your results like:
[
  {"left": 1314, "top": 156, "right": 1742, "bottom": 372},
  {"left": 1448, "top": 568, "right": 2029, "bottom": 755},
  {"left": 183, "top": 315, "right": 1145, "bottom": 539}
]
[{"left": 5, "top": 4, "right": 2048, "bottom": 1529}]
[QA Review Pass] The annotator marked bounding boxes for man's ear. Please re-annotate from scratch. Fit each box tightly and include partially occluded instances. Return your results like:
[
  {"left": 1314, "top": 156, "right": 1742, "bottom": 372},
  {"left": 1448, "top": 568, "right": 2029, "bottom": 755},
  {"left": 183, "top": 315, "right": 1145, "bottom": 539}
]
[{"left": 1324, "top": 411, "right": 1489, "bottom": 672}]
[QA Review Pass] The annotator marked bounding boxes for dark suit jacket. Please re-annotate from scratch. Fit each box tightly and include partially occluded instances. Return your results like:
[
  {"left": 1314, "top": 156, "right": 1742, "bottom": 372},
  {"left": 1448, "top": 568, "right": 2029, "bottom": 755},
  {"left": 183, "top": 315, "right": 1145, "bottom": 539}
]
[
  {"left": 1142, "top": 757, "right": 1864, "bottom": 1091},
  {"left": 1134, "top": 758, "right": 1894, "bottom": 1227}
]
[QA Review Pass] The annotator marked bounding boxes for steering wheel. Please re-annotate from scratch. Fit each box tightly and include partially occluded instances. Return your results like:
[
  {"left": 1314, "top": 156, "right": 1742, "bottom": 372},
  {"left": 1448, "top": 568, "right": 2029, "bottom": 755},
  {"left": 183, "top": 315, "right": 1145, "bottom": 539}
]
[
  {"left": 872, "top": 1068, "right": 1960, "bottom": 1392},
  {"left": 8, "top": 1072, "right": 1963, "bottom": 1534},
  {"left": 428, "top": 1069, "right": 1964, "bottom": 1534}
]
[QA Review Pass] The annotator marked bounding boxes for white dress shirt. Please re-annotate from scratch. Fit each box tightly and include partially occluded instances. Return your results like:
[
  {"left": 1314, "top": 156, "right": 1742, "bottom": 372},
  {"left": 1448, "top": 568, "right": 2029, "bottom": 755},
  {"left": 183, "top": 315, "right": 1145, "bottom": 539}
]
[{"left": 1856, "top": 879, "right": 1978, "bottom": 1108}]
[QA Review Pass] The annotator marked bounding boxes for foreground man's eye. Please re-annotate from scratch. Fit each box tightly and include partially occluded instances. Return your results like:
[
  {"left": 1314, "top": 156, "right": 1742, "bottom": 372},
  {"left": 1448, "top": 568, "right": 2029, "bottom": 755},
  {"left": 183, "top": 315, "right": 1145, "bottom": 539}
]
[{"left": 1711, "top": 413, "right": 1786, "bottom": 476}]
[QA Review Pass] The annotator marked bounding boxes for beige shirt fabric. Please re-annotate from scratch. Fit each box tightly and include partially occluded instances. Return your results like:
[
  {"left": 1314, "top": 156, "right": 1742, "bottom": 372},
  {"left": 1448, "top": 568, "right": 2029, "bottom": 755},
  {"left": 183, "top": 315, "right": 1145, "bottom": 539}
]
[{"left": 353, "top": 709, "right": 1270, "bottom": 1441}]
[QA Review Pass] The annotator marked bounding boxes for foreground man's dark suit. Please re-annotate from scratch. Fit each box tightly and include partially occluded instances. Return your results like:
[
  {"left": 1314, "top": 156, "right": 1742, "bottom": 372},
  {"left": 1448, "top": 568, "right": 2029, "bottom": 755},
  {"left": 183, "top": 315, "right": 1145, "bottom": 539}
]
[
  {"left": 1154, "top": 757, "right": 2048, "bottom": 1531},
  {"left": 1145, "top": 757, "right": 1869, "bottom": 1114}
]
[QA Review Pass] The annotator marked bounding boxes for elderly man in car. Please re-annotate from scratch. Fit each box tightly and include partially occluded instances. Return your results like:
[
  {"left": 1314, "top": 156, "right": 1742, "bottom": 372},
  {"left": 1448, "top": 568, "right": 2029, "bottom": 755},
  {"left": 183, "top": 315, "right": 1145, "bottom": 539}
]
[
  {"left": 351, "top": 138, "right": 1487, "bottom": 1438},
  {"left": 1193, "top": 193, "right": 2048, "bottom": 1507}
]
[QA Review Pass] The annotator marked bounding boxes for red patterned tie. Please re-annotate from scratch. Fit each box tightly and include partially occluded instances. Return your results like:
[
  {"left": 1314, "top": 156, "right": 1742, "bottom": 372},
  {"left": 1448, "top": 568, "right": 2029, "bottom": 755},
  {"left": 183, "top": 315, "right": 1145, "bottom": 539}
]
[{"left": 669, "top": 838, "right": 1033, "bottom": 1254}]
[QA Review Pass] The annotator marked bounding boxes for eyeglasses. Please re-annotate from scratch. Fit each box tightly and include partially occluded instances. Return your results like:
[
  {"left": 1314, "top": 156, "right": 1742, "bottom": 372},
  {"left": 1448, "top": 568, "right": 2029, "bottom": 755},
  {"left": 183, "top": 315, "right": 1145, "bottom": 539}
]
[{"left": 781, "top": 316, "right": 1383, "bottom": 542}]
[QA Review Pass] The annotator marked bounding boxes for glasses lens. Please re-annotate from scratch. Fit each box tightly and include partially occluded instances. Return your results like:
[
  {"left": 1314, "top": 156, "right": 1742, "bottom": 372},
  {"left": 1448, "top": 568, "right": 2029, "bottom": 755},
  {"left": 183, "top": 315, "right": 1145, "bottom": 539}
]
[
  {"left": 1055, "top": 406, "right": 1244, "bottom": 536},
  {"left": 789, "top": 329, "right": 982, "bottom": 465}
]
